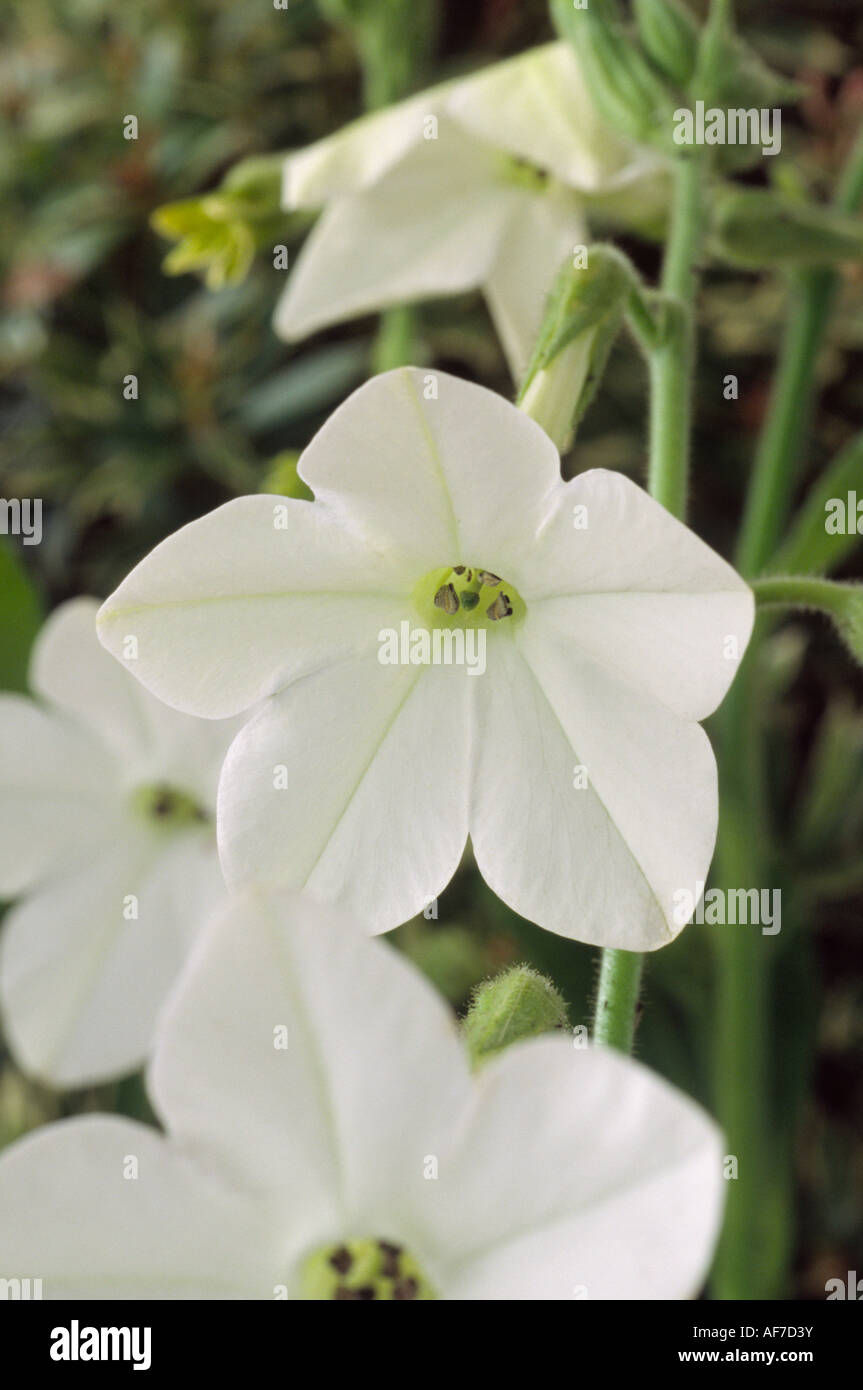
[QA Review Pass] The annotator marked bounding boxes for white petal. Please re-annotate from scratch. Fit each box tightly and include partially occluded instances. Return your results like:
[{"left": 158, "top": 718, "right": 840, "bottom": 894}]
[
  {"left": 469, "top": 634, "right": 717, "bottom": 949},
  {"left": 298, "top": 367, "right": 561, "bottom": 580},
  {"left": 283, "top": 87, "right": 449, "bottom": 208},
  {"left": 447, "top": 42, "right": 662, "bottom": 193},
  {"left": 97, "top": 496, "right": 407, "bottom": 719},
  {"left": 275, "top": 124, "right": 510, "bottom": 342},
  {"left": 425, "top": 1039, "right": 723, "bottom": 1300},
  {"left": 0, "top": 695, "right": 117, "bottom": 897},
  {"left": 524, "top": 470, "right": 755, "bottom": 720},
  {"left": 32, "top": 597, "right": 158, "bottom": 769},
  {"left": 0, "top": 832, "right": 224, "bottom": 1087},
  {"left": 218, "top": 653, "right": 471, "bottom": 932},
  {"left": 484, "top": 188, "right": 586, "bottom": 382},
  {"left": 149, "top": 893, "right": 471, "bottom": 1246},
  {"left": 31, "top": 597, "right": 235, "bottom": 794},
  {"left": 0, "top": 1117, "right": 274, "bottom": 1298}
]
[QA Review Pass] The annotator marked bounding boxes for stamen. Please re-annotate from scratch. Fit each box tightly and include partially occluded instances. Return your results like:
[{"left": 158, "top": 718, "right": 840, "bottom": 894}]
[
  {"left": 434, "top": 583, "right": 460, "bottom": 615},
  {"left": 487, "top": 593, "right": 513, "bottom": 621},
  {"left": 299, "top": 1236, "right": 437, "bottom": 1300}
]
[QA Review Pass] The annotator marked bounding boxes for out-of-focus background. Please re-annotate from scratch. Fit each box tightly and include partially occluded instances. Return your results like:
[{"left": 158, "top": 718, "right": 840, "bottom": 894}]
[{"left": 0, "top": 0, "right": 861, "bottom": 1298}]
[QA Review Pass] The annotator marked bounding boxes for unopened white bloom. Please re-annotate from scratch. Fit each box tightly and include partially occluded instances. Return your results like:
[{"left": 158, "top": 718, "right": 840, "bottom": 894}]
[
  {"left": 0, "top": 600, "right": 234, "bottom": 1088},
  {"left": 0, "top": 892, "right": 724, "bottom": 1300},
  {"left": 276, "top": 43, "right": 665, "bottom": 379},
  {"left": 97, "top": 369, "right": 754, "bottom": 951}
]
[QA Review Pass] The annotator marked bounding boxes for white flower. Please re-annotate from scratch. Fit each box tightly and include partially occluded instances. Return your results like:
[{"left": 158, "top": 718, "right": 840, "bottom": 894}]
[
  {"left": 97, "top": 369, "right": 754, "bottom": 951},
  {"left": 275, "top": 42, "right": 665, "bottom": 380},
  {"left": 0, "top": 599, "right": 234, "bottom": 1088},
  {"left": 0, "top": 892, "right": 724, "bottom": 1300}
]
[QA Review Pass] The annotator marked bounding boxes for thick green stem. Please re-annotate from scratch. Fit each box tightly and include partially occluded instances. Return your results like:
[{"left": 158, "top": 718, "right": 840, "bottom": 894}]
[
  {"left": 594, "top": 158, "right": 705, "bottom": 1050},
  {"left": 736, "top": 274, "right": 836, "bottom": 577},
  {"left": 593, "top": 950, "right": 644, "bottom": 1052},
  {"left": 647, "top": 156, "right": 704, "bottom": 516},
  {"left": 373, "top": 304, "right": 419, "bottom": 373},
  {"left": 352, "top": 7, "right": 436, "bottom": 371},
  {"left": 711, "top": 658, "right": 773, "bottom": 1299}
]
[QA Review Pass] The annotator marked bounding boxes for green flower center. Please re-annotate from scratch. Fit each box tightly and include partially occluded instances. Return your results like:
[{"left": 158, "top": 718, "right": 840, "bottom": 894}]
[
  {"left": 497, "top": 153, "right": 551, "bottom": 193},
  {"left": 300, "top": 1238, "right": 438, "bottom": 1301},
  {"left": 413, "top": 565, "right": 526, "bottom": 630},
  {"left": 131, "top": 783, "right": 208, "bottom": 829}
]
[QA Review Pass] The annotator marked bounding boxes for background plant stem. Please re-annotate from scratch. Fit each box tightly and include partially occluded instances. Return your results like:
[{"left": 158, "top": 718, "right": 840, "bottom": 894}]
[{"left": 711, "top": 120, "right": 863, "bottom": 1301}]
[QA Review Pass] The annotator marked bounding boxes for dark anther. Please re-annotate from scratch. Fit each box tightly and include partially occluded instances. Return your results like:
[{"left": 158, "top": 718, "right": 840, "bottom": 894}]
[
  {"left": 329, "top": 1246, "right": 353, "bottom": 1274},
  {"left": 393, "top": 1278, "right": 419, "bottom": 1300},
  {"left": 379, "top": 1240, "right": 402, "bottom": 1278},
  {"left": 434, "top": 583, "right": 459, "bottom": 615}
]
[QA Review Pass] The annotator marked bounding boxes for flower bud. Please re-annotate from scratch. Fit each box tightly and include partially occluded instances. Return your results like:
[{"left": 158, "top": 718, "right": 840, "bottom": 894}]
[
  {"left": 713, "top": 188, "right": 863, "bottom": 268},
  {"left": 551, "top": 0, "right": 678, "bottom": 148},
  {"left": 518, "top": 246, "right": 632, "bottom": 450},
  {"left": 463, "top": 966, "right": 569, "bottom": 1066},
  {"left": 633, "top": 0, "right": 698, "bottom": 88},
  {"left": 152, "top": 156, "right": 284, "bottom": 291}
]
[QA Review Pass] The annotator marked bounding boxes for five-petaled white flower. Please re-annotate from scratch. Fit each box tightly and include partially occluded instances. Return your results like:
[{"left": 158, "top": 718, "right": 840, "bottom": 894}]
[
  {"left": 0, "top": 599, "right": 234, "bottom": 1088},
  {"left": 275, "top": 42, "right": 665, "bottom": 380},
  {"left": 97, "top": 369, "right": 754, "bottom": 951},
  {"left": 0, "top": 892, "right": 724, "bottom": 1300}
]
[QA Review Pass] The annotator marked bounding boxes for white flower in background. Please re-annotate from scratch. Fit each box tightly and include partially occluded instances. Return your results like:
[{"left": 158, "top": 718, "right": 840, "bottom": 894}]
[
  {"left": 275, "top": 42, "right": 665, "bottom": 380},
  {"left": 0, "top": 892, "right": 723, "bottom": 1300},
  {"left": 97, "top": 369, "right": 754, "bottom": 951},
  {"left": 0, "top": 599, "right": 234, "bottom": 1089}
]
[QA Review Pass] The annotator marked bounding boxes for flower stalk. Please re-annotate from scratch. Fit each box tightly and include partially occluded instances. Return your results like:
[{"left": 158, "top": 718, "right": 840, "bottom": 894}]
[{"left": 594, "top": 151, "right": 707, "bottom": 1056}]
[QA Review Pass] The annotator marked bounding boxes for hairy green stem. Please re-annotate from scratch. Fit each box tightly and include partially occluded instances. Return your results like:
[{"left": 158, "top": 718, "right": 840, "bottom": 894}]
[
  {"left": 594, "top": 158, "right": 705, "bottom": 1051},
  {"left": 647, "top": 156, "right": 704, "bottom": 515},
  {"left": 593, "top": 950, "right": 643, "bottom": 1052},
  {"left": 753, "top": 574, "right": 850, "bottom": 610}
]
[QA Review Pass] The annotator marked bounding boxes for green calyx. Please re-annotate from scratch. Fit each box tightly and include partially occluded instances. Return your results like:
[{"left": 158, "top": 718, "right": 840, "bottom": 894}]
[
  {"left": 413, "top": 565, "right": 526, "bottom": 630},
  {"left": 131, "top": 783, "right": 208, "bottom": 830},
  {"left": 300, "top": 1238, "right": 438, "bottom": 1300}
]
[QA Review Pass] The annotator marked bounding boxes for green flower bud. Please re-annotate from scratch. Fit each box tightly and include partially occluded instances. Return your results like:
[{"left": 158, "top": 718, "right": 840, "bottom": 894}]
[
  {"left": 518, "top": 246, "right": 633, "bottom": 449},
  {"left": 463, "top": 965, "right": 569, "bottom": 1067},
  {"left": 551, "top": 0, "right": 678, "bottom": 148},
  {"left": 633, "top": 0, "right": 698, "bottom": 88},
  {"left": 712, "top": 188, "right": 863, "bottom": 268},
  {"left": 152, "top": 156, "right": 285, "bottom": 291}
]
